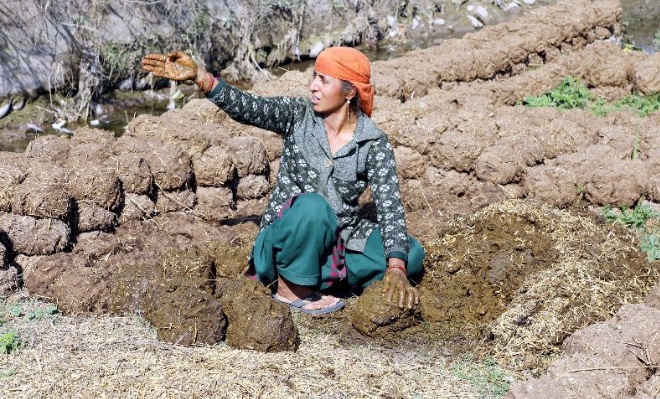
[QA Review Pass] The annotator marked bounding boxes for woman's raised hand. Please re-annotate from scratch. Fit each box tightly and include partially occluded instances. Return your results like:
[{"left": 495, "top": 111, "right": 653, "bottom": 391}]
[{"left": 141, "top": 51, "right": 198, "bottom": 81}]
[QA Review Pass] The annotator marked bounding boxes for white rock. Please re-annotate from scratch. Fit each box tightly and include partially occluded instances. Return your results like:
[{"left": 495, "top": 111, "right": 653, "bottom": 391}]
[
  {"left": 434, "top": 18, "right": 445, "bottom": 26},
  {"left": 26, "top": 123, "right": 43, "bottom": 133},
  {"left": 386, "top": 15, "right": 397, "bottom": 28},
  {"left": 467, "top": 15, "right": 484, "bottom": 29},
  {"left": 52, "top": 119, "right": 73, "bottom": 134},
  {"left": 309, "top": 42, "right": 325, "bottom": 58},
  {"left": 475, "top": 6, "right": 490, "bottom": 20},
  {"left": 467, "top": 5, "right": 475, "bottom": 11},
  {"left": 503, "top": 1, "right": 520, "bottom": 12},
  {"left": 412, "top": 17, "right": 420, "bottom": 30},
  {"left": 522, "top": 0, "right": 535, "bottom": 4},
  {"left": 0, "top": 100, "right": 11, "bottom": 119},
  {"left": 90, "top": 120, "right": 100, "bottom": 126}
]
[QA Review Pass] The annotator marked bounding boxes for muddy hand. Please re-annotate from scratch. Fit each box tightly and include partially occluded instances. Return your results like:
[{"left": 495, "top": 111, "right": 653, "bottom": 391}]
[
  {"left": 381, "top": 269, "right": 419, "bottom": 309},
  {"left": 141, "top": 51, "right": 198, "bottom": 81}
]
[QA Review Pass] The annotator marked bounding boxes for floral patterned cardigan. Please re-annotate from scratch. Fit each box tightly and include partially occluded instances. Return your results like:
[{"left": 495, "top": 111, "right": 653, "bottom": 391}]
[{"left": 207, "top": 80, "right": 410, "bottom": 263}]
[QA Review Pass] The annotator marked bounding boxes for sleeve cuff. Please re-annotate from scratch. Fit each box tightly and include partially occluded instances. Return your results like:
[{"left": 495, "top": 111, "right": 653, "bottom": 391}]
[
  {"left": 205, "top": 78, "right": 226, "bottom": 99},
  {"left": 386, "top": 251, "right": 408, "bottom": 264}
]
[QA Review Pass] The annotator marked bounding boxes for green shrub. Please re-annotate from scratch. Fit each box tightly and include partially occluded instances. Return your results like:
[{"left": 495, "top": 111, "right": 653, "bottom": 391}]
[
  {"left": 642, "top": 235, "right": 660, "bottom": 262},
  {"left": 0, "top": 331, "right": 23, "bottom": 354},
  {"left": 519, "top": 76, "right": 660, "bottom": 117},
  {"left": 603, "top": 203, "right": 659, "bottom": 229},
  {"left": 520, "top": 76, "right": 592, "bottom": 109}
]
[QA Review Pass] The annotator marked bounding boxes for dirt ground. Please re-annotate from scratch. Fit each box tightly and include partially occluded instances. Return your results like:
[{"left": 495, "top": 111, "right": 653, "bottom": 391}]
[{"left": 2, "top": 0, "right": 660, "bottom": 397}]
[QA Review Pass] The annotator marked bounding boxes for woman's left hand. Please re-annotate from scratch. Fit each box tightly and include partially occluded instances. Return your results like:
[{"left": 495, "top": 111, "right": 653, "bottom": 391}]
[{"left": 381, "top": 268, "right": 420, "bottom": 309}]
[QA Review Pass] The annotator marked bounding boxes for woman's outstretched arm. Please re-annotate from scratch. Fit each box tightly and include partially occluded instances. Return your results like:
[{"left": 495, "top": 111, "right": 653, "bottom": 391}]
[{"left": 142, "top": 51, "right": 306, "bottom": 137}]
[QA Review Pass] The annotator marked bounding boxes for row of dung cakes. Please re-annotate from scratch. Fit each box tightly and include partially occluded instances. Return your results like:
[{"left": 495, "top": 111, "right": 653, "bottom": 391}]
[
  {"left": 370, "top": 0, "right": 622, "bottom": 101},
  {"left": 0, "top": 101, "right": 270, "bottom": 264}
]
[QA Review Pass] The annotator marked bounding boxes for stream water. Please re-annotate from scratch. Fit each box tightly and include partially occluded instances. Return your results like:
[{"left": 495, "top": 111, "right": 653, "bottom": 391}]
[{"left": 1, "top": 0, "right": 659, "bottom": 153}]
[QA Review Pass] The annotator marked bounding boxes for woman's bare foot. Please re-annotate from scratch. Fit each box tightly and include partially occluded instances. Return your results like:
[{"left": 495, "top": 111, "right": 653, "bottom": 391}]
[{"left": 275, "top": 275, "right": 340, "bottom": 311}]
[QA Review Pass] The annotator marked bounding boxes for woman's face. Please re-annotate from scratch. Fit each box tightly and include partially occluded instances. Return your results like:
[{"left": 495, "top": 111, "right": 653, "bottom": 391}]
[{"left": 309, "top": 70, "right": 346, "bottom": 114}]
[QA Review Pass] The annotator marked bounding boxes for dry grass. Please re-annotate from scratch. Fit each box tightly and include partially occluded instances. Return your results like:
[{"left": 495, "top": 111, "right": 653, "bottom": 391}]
[
  {"left": 481, "top": 201, "right": 660, "bottom": 372},
  {"left": 0, "top": 292, "right": 486, "bottom": 399}
]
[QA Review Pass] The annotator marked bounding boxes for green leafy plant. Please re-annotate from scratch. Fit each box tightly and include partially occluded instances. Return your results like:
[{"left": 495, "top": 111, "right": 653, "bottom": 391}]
[
  {"left": 519, "top": 76, "right": 660, "bottom": 117},
  {"left": 45, "top": 305, "right": 60, "bottom": 315},
  {"left": 520, "top": 76, "right": 592, "bottom": 109},
  {"left": 614, "top": 92, "right": 660, "bottom": 117},
  {"left": 642, "top": 235, "right": 660, "bottom": 262},
  {"left": 603, "top": 203, "right": 659, "bottom": 229},
  {"left": 7, "top": 305, "right": 21, "bottom": 318},
  {"left": 25, "top": 309, "right": 43, "bottom": 321},
  {"left": 0, "top": 330, "right": 23, "bottom": 354}
]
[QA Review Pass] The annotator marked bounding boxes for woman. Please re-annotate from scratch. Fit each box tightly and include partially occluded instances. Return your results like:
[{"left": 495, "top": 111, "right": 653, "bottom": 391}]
[{"left": 142, "top": 48, "right": 425, "bottom": 315}]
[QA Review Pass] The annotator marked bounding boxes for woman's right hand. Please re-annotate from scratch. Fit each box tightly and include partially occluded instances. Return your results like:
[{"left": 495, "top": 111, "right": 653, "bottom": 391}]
[{"left": 141, "top": 51, "right": 199, "bottom": 82}]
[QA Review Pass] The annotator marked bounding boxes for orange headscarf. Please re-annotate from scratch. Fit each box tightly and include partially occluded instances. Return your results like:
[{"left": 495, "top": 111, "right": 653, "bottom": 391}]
[{"left": 314, "top": 47, "right": 374, "bottom": 117}]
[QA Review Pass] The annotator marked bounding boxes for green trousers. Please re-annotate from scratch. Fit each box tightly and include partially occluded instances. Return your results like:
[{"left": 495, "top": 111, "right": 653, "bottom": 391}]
[{"left": 251, "top": 193, "right": 425, "bottom": 290}]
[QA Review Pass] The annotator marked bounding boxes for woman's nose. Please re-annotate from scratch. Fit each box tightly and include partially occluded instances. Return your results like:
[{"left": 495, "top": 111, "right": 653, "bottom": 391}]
[{"left": 309, "top": 77, "right": 319, "bottom": 91}]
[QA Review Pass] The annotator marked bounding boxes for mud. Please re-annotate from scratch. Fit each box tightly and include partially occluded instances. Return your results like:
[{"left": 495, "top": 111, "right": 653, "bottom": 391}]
[
  {"left": 154, "top": 189, "right": 196, "bottom": 213},
  {"left": 145, "top": 143, "right": 193, "bottom": 191},
  {"left": 0, "top": 265, "right": 19, "bottom": 295},
  {"left": 217, "top": 278, "right": 298, "bottom": 352},
  {"left": 67, "top": 165, "right": 122, "bottom": 211},
  {"left": 194, "top": 186, "right": 235, "bottom": 220},
  {"left": 192, "top": 146, "right": 236, "bottom": 186},
  {"left": 24, "top": 135, "right": 71, "bottom": 164},
  {"left": 115, "top": 152, "right": 153, "bottom": 195},
  {"left": 120, "top": 193, "right": 155, "bottom": 222},
  {"left": 0, "top": 212, "right": 70, "bottom": 256},
  {"left": 111, "top": 249, "right": 226, "bottom": 346},
  {"left": 350, "top": 279, "right": 421, "bottom": 338},
  {"left": 72, "top": 200, "right": 117, "bottom": 233},
  {"left": 22, "top": 210, "right": 297, "bottom": 351},
  {"left": 419, "top": 201, "right": 560, "bottom": 324}
]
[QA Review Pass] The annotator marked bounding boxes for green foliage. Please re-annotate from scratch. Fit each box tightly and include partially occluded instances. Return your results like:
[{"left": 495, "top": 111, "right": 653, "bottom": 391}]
[
  {"left": 0, "top": 368, "right": 16, "bottom": 378},
  {"left": 642, "top": 234, "right": 660, "bottom": 262},
  {"left": 519, "top": 76, "right": 660, "bottom": 117},
  {"left": 45, "top": 305, "right": 60, "bottom": 315},
  {"left": 0, "top": 330, "right": 22, "bottom": 354},
  {"left": 7, "top": 305, "right": 21, "bottom": 318},
  {"left": 520, "top": 76, "right": 592, "bottom": 109},
  {"left": 452, "top": 356, "right": 511, "bottom": 398},
  {"left": 614, "top": 92, "right": 660, "bottom": 117},
  {"left": 603, "top": 203, "right": 659, "bottom": 229},
  {"left": 25, "top": 309, "right": 43, "bottom": 321}
]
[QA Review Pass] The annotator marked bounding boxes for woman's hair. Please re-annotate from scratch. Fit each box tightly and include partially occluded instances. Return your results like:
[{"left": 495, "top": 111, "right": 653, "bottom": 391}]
[{"left": 341, "top": 80, "right": 361, "bottom": 117}]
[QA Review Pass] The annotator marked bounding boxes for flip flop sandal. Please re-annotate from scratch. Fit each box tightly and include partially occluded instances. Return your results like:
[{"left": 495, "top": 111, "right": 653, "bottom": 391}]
[{"left": 273, "top": 293, "right": 345, "bottom": 315}]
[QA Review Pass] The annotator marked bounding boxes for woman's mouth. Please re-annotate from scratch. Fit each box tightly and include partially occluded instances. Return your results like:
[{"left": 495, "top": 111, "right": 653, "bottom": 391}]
[{"left": 311, "top": 95, "right": 320, "bottom": 105}]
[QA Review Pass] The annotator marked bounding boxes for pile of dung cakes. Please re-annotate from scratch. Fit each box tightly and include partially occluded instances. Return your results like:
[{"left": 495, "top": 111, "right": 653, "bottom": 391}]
[{"left": 0, "top": 100, "right": 271, "bottom": 295}]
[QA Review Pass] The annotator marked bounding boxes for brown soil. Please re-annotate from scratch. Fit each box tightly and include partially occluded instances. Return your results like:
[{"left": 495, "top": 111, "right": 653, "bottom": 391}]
[
  {"left": 508, "top": 300, "right": 660, "bottom": 398},
  {"left": 419, "top": 201, "right": 559, "bottom": 324}
]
